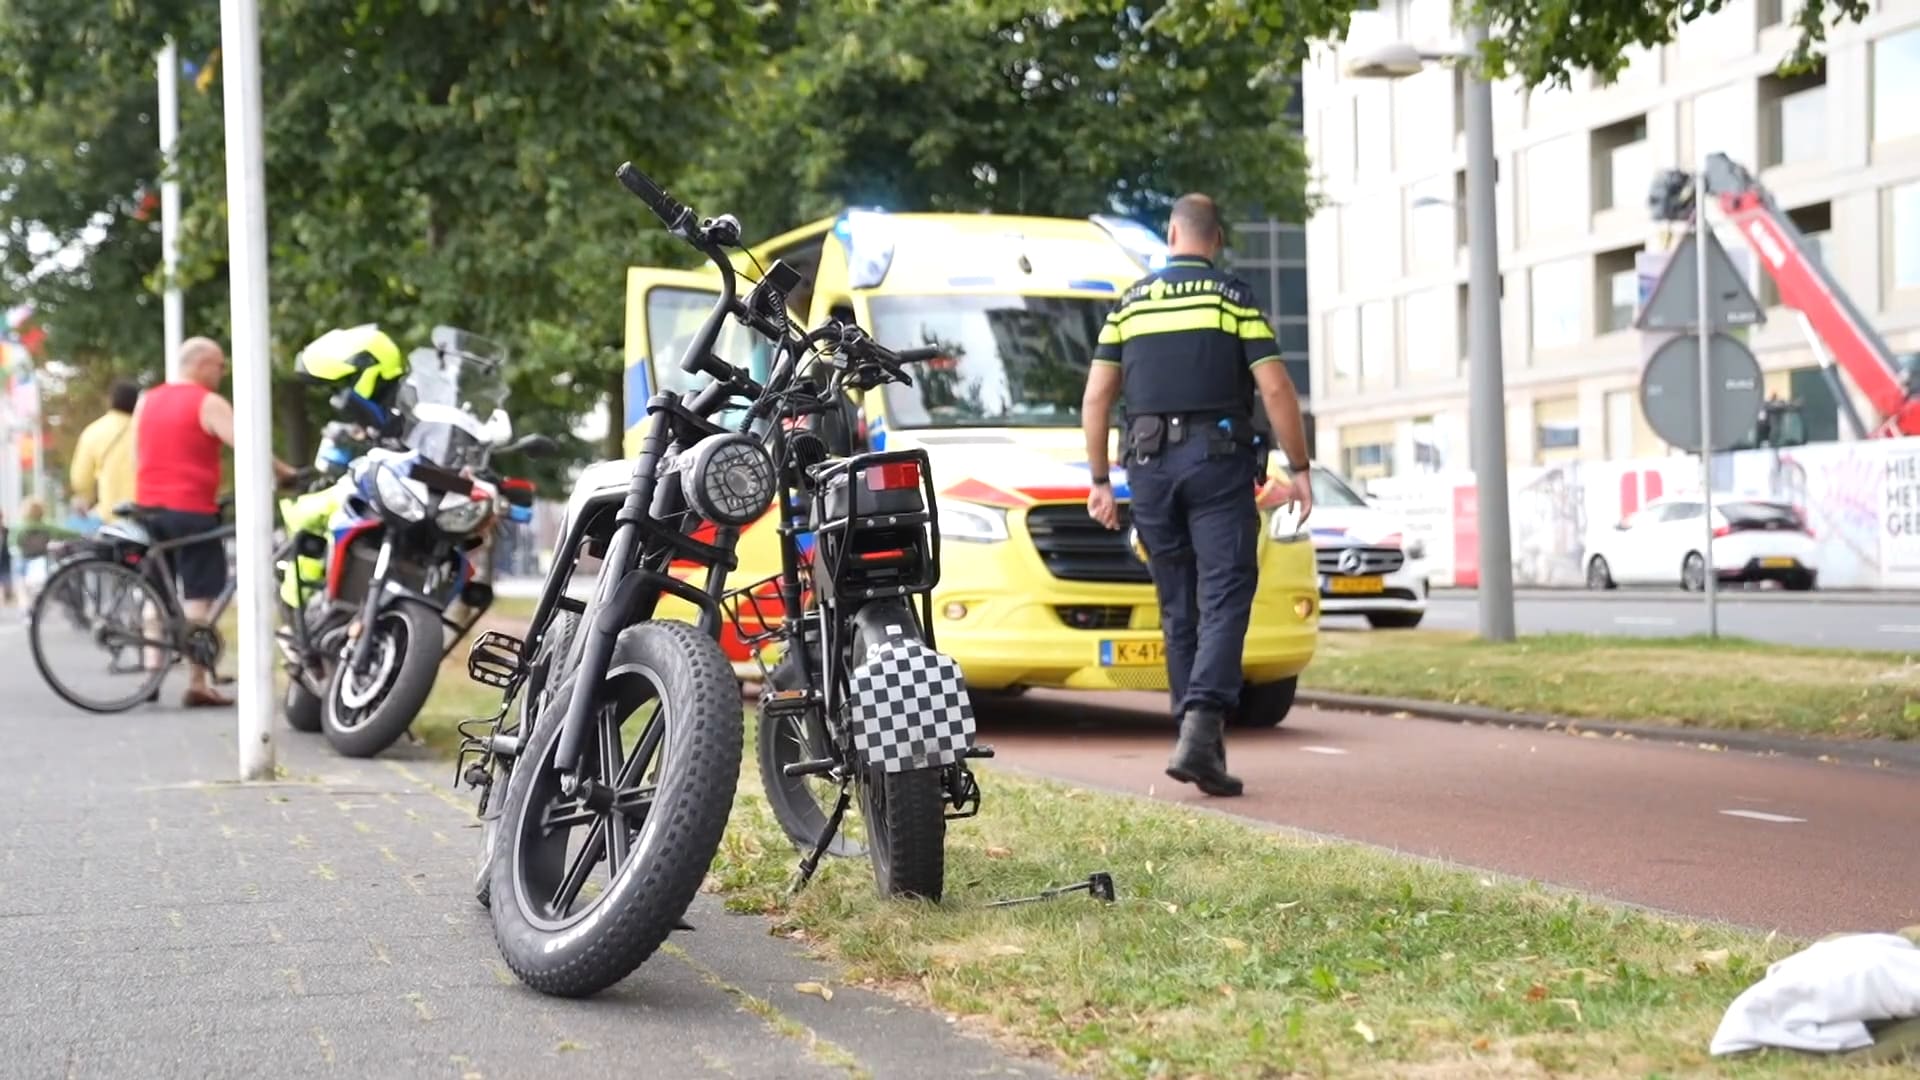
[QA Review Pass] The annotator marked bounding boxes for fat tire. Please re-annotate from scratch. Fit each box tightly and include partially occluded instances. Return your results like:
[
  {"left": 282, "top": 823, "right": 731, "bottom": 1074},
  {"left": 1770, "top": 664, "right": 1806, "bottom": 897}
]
[
  {"left": 321, "top": 599, "right": 443, "bottom": 758},
  {"left": 488, "top": 619, "right": 742, "bottom": 997},
  {"left": 29, "top": 558, "right": 172, "bottom": 714},
  {"left": 756, "top": 651, "right": 865, "bottom": 857},
  {"left": 849, "top": 607, "right": 947, "bottom": 901},
  {"left": 1231, "top": 675, "right": 1299, "bottom": 729},
  {"left": 475, "top": 609, "right": 580, "bottom": 908}
]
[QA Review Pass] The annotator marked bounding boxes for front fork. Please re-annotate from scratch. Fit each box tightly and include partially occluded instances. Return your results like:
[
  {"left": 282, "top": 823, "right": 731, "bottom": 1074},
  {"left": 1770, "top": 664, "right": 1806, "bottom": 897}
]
[{"left": 345, "top": 538, "right": 395, "bottom": 675}]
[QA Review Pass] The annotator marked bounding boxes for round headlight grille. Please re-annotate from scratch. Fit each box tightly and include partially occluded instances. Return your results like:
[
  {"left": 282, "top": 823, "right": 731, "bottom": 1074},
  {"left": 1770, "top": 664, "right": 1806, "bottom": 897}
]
[{"left": 682, "top": 432, "right": 778, "bottom": 527}]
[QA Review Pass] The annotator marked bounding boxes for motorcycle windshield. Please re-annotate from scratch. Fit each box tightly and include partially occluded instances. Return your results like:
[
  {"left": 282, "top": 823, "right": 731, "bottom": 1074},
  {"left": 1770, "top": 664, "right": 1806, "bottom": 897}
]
[
  {"left": 410, "top": 325, "right": 510, "bottom": 418},
  {"left": 405, "top": 420, "right": 488, "bottom": 472}
]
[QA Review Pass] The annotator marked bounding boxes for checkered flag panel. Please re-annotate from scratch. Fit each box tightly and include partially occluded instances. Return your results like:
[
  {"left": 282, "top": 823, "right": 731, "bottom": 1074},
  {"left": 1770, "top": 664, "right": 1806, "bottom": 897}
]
[{"left": 847, "top": 639, "right": 976, "bottom": 774}]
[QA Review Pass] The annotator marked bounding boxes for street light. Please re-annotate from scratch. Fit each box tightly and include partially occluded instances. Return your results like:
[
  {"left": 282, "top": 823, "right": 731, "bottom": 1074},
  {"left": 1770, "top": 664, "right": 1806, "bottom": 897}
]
[{"left": 1343, "top": 24, "right": 1516, "bottom": 642}]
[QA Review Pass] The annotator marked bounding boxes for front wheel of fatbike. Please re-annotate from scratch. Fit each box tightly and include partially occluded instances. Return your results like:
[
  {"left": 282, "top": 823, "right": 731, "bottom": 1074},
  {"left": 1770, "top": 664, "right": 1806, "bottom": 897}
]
[{"left": 488, "top": 619, "right": 743, "bottom": 998}]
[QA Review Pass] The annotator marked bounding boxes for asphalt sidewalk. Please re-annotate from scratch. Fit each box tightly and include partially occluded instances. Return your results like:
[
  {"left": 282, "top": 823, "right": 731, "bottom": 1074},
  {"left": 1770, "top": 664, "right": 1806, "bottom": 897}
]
[{"left": 0, "top": 619, "right": 1054, "bottom": 1080}]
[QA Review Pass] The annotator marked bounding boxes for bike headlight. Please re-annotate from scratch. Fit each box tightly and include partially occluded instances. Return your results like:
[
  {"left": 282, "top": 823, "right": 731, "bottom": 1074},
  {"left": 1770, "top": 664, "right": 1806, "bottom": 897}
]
[
  {"left": 1406, "top": 538, "right": 1427, "bottom": 561},
  {"left": 935, "top": 500, "right": 1008, "bottom": 543},
  {"left": 373, "top": 465, "right": 428, "bottom": 523},
  {"left": 1268, "top": 504, "right": 1307, "bottom": 542},
  {"left": 680, "top": 432, "right": 777, "bottom": 527},
  {"left": 435, "top": 492, "right": 492, "bottom": 535}
]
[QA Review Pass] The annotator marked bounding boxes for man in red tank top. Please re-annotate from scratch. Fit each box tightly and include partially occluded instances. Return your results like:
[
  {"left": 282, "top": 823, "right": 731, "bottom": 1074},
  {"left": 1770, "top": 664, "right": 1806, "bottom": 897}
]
[{"left": 135, "top": 337, "right": 296, "bottom": 707}]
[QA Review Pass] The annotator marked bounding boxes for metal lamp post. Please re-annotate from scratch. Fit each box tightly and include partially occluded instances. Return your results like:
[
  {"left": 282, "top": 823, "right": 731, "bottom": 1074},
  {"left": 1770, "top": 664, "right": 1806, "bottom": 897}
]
[{"left": 1343, "top": 24, "right": 1516, "bottom": 642}]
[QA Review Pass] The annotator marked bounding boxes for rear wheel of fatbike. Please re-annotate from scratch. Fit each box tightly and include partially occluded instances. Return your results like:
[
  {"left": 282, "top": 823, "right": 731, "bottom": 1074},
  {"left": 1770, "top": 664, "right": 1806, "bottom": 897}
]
[
  {"left": 488, "top": 620, "right": 742, "bottom": 998},
  {"left": 848, "top": 607, "right": 947, "bottom": 901}
]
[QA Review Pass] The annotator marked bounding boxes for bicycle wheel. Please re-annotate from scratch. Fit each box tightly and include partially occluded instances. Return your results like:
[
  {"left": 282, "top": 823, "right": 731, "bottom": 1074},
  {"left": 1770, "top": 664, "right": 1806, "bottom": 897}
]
[{"left": 29, "top": 559, "right": 174, "bottom": 714}]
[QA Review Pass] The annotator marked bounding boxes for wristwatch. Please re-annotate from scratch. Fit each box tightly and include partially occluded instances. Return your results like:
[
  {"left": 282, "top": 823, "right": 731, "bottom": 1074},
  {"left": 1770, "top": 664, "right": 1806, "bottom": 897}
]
[
  {"left": 1287, "top": 459, "right": 1309, "bottom": 473},
  {"left": 1090, "top": 474, "right": 1111, "bottom": 486}
]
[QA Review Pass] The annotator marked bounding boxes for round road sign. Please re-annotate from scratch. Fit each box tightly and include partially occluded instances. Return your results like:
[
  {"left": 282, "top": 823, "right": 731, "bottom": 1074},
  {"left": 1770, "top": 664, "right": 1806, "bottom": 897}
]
[{"left": 1638, "top": 332, "right": 1765, "bottom": 452}]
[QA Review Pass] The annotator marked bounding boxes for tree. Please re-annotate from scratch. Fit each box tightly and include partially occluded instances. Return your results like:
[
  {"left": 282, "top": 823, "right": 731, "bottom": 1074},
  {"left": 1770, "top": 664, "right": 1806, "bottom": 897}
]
[
  {"left": 1139, "top": 0, "right": 1870, "bottom": 88},
  {"left": 686, "top": 0, "right": 1310, "bottom": 241}
]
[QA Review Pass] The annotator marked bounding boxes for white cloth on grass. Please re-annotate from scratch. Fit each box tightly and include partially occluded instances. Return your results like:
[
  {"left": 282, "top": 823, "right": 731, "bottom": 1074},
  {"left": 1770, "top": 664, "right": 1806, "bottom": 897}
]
[{"left": 1712, "top": 933, "right": 1920, "bottom": 1055}]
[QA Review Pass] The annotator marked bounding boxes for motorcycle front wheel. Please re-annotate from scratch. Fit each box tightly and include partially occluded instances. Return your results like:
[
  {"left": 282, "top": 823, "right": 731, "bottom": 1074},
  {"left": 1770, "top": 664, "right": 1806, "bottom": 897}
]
[
  {"left": 488, "top": 619, "right": 742, "bottom": 998},
  {"left": 322, "top": 599, "right": 442, "bottom": 758}
]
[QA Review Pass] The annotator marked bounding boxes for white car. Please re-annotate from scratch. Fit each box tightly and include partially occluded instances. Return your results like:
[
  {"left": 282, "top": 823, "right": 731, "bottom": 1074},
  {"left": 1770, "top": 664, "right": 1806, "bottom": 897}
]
[
  {"left": 1293, "top": 467, "right": 1430, "bottom": 629},
  {"left": 1584, "top": 496, "right": 1818, "bottom": 592}
]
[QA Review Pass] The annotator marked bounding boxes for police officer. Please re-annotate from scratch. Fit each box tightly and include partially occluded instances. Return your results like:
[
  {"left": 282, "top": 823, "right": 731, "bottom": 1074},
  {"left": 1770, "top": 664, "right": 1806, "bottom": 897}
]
[{"left": 1081, "top": 194, "right": 1313, "bottom": 797}]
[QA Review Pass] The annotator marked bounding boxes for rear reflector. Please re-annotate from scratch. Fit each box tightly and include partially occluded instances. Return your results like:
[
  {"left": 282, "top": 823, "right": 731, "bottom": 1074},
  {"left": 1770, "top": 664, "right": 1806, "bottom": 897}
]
[{"left": 864, "top": 461, "right": 921, "bottom": 491}]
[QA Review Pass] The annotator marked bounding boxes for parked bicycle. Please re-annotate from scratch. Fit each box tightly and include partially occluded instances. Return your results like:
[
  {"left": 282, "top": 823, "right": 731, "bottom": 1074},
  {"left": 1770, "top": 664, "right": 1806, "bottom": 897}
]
[{"left": 29, "top": 499, "right": 237, "bottom": 713}]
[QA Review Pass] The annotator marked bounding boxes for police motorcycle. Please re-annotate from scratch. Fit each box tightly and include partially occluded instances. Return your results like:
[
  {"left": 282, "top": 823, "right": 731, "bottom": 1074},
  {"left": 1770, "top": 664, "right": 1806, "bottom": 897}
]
[
  {"left": 275, "top": 325, "right": 549, "bottom": 758},
  {"left": 453, "top": 164, "right": 978, "bottom": 998}
]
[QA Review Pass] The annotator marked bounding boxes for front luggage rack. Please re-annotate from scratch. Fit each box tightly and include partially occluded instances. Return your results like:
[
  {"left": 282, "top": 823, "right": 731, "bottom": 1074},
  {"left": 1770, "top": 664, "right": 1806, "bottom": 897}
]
[{"left": 722, "top": 573, "right": 809, "bottom": 651}]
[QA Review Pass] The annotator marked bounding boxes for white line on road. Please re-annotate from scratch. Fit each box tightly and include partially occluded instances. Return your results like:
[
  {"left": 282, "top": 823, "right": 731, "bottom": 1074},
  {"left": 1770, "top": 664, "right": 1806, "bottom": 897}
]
[
  {"left": 1613, "top": 616, "right": 1678, "bottom": 626},
  {"left": 1876, "top": 624, "right": 1920, "bottom": 635},
  {"left": 1718, "top": 809, "right": 1807, "bottom": 824},
  {"left": 1300, "top": 746, "right": 1350, "bottom": 756}
]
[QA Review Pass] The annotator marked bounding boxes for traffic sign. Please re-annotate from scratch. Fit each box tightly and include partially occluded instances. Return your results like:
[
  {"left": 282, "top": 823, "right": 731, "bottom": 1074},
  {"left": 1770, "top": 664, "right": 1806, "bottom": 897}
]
[
  {"left": 1638, "top": 332, "right": 1765, "bottom": 452},
  {"left": 1634, "top": 227, "right": 1767, "bottom": 332}
]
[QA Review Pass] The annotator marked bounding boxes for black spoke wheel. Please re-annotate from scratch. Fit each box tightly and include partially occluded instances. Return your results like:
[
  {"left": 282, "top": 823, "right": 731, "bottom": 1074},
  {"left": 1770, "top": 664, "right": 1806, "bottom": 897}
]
[
  {"left": 475, "top": 609, "right": 580, "bottom": 908},
  {"left": 756, "top": 651, "right": 867, "bottom": 859},
  {"left": 488, "top": 620, "right": 742, "bottom": 998},
  {"left": 322, "top": 599, "right": 442, "bottom": 758},
  {"left": 29, "top": 559, "right": 173, "bottom": 714}
]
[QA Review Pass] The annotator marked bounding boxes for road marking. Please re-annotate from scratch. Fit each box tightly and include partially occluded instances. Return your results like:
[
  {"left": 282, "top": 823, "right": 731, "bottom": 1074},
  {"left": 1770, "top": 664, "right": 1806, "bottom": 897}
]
[
  {"left": 1876, "top": 624, "right": 1920, "bottom": 635},
  {"left": 1300, "top": 746, "right": 1349, "bottom": 756},
  {"left": 1614, "top": 616, "right": 1677, "bottom": 627},
  {"left": 1718, "top": 809, "right": 1806, "bottom": 824}
]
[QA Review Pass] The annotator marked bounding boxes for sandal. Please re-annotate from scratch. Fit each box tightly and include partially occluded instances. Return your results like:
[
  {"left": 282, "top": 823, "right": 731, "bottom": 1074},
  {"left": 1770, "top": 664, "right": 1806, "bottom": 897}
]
[{"left": 182, "top": 686, "right": 234, "bottom": 708}]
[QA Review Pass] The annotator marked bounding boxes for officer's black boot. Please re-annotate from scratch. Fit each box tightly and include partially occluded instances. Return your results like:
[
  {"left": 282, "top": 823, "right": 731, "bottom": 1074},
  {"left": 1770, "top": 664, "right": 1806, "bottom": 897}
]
[{"left": 1166, "top": 706, "right": 1243, "bottom": 797}]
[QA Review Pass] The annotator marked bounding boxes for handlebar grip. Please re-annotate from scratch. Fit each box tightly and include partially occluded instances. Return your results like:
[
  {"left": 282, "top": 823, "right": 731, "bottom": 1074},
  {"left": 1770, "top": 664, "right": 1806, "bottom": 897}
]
[
  {"left": 616, "top": 162, "right": 690, "bottom": 230},
  {"left": 893, "top": 347, "right": 944, "bottom": 364}
]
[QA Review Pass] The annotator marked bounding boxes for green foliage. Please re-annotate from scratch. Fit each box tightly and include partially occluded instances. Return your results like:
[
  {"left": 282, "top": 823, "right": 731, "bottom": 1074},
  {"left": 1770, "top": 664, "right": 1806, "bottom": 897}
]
[{"left": 1143, "top": 0, "right": 1871, "bottom": 88}]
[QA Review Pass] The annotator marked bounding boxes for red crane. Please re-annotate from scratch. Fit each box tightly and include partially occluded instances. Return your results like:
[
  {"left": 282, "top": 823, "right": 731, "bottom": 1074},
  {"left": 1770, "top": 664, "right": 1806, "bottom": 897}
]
[{"left": 1651, "top": 153, "right": 1920, "bottom": 439}]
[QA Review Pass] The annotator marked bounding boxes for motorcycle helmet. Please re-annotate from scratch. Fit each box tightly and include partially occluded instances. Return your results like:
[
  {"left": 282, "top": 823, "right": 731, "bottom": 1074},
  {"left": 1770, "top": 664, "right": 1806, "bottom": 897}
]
[{"left": 295, "top": 324, "right": 409, "bottom": 433}]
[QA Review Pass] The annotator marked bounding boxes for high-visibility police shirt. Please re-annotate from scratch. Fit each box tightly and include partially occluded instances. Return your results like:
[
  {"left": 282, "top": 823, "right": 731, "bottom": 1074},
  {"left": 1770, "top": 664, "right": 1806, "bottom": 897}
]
[{"left": 1091, "top": 255, "right": 1283, "bottom": 418}]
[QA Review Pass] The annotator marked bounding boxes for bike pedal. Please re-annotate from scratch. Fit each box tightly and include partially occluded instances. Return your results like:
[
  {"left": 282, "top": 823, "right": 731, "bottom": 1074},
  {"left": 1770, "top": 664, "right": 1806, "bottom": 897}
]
[
  {"left": 466, "top": 630, "right": 525, "bottom": 688},
  {"left": 781, "top": 758, "right": 837, "bottom": 779},
  {"left": 760, "top": 687, "right": 818, "bottom": 719}
]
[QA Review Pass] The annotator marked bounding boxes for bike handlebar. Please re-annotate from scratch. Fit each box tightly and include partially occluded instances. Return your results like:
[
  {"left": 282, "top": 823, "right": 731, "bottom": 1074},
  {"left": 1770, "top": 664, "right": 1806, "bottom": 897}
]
[{"left": 615, "top": 162, "right": 694, "bottom": 239}]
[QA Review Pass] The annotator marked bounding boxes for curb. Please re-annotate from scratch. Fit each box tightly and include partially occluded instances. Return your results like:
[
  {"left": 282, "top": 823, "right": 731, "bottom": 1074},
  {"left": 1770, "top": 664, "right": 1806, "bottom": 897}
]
[
  {"left": 1295, "top": 688, "right": 1920, "bottom": 772},
  {"left": 1430, "top": 587, "right": 1920, "bottom": 606}
]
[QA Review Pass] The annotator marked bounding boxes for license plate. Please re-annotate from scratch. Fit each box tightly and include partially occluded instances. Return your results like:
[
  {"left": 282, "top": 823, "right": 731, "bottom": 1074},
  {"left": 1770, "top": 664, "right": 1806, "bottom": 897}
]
[
  {"left": 1099, "top": 640, "right": 1165, "bottom": 667},
  {"left": 1326, "top": 575, "right": 1385, "bottom": 595},
  {"left": 1761, "top": 556, "right": 1797, "bottom": 568}
]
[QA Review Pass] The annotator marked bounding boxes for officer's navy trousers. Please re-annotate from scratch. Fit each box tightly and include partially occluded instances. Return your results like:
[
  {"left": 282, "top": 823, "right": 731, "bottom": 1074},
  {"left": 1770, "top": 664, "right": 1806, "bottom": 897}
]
[{"left": 1126, "top": 435, "right": 1260, "bottom": 718}]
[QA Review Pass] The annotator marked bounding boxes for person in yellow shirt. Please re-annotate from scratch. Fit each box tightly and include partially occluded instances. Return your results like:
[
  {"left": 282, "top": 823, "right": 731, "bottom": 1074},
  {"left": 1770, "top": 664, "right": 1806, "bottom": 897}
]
[{"left": 70, "top": 380, "right": 140, "bottom": 525}]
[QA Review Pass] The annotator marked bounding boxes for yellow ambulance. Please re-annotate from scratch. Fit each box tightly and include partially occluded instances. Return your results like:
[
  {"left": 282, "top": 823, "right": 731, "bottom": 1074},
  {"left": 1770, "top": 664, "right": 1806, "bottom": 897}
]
[{"left": 622, "top": 209, "right": 1318, "bottom": 724}]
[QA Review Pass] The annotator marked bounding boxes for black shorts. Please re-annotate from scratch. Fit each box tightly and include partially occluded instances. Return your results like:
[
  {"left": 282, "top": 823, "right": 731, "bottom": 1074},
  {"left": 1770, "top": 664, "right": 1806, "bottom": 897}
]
[{"left": 147, "top": 510, "right": 227, "bottom": 601}]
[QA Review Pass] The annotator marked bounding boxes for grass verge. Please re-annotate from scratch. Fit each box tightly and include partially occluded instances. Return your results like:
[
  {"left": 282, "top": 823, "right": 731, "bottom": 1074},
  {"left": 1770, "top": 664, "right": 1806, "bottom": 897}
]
[
  {"left": 1303, "top": 630, "right": 1920, "bottom": 742},
  {"left": 706, "top": 744, "right": 1914, "bottom": 1079},
  {"left": 405, "top": 609, "right": 1914, "bottom": 1077}
]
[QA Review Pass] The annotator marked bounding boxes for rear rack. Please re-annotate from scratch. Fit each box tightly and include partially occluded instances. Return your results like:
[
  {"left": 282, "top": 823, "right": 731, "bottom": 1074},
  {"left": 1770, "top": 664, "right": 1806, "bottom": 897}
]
[{"left": 721, "top": 572, "right": 800, "bottom": 653}]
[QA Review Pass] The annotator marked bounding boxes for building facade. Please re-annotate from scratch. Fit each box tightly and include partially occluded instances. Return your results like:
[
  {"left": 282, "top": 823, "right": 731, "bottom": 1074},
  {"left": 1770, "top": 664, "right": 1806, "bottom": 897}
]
[{"left": 1302, "top": 0, "right": 1920, "bottom": 483}]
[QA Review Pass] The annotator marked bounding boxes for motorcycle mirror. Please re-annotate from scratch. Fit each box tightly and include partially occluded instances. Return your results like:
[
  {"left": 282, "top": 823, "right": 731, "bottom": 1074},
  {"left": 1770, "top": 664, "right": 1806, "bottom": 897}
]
[{"left": 506, "top": 433, "right": 558, "bottom": 458}]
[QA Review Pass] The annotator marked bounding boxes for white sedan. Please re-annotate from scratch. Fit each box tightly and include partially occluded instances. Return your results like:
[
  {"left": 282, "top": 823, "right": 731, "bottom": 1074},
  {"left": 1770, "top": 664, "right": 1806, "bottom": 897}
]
[{"left": 1584, "top": 497, "right": 1818, "bottom": 592}]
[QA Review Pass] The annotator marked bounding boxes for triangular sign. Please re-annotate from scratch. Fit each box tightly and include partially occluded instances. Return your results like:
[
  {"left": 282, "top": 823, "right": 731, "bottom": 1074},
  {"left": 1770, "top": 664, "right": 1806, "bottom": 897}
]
[{"left": 1635, "top": 227, "right": 1767, "bottom": 332}]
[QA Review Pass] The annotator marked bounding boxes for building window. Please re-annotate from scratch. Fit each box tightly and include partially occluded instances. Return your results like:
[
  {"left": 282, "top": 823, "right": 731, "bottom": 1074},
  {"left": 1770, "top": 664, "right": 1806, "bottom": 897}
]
[
  {"left": 1356, "top": 84, "right": 1393, "bottom": 176},
  {"left": 1407, "top": 175, "right": 1455, "bottom": 271},
  {"left": 1325, "top": 306, "right": 1359, "bottom": 388},
  {"left": 1690, "top": 82, "right": 1755, "bottom": 167},
  {"left": 1607, "top": 43, "right": 1660, "bottom": 89},
  {"left": 1534, "top": 397, "right": 1580, "bottom": 464},
  {"left": 1891, "top": 180, "right": 1920, "bottom": 293},
  {"left": 1342, "top": 441, "right": 1393, "bottom": 481},
  {"left": 1277, "top": 320, "right": 1310, "bottom": 356},
  {"left": 1530, "top": 257, "right": 1586, "bottom": 349},
  {"left": 1524, "top": 135, "right": 1586, "bottom": 240},
  {"left": 1761, "top": 64, "right": 1827, "bottom": 168},
  {"left": 1360, "top": 299, "right": 1395, "bottom": 388},
  {"left": 1343, "top": 192, "right": 1402, "bottom": 288},
  {"left": 1595, "top": 245, "right": 1640, "bottom": 333},
  {"left": 1605, "top": 390, "right": 1636, "bottom": 459},
  {"left": 1402, "top": 287, "right": 1455, "bottom": 379},
  {"left": 1278, "top": 226, "right": 1306, "bottom": 261},
  {"left": 1410, "top": 415, "right": 1449, "bottom": 473},
  {"left": 1874, "top": 27, "right": 1920, "bottom": 145},
  {"left": 1592, "top": 116, "right": 1650, "bottom": 212}
]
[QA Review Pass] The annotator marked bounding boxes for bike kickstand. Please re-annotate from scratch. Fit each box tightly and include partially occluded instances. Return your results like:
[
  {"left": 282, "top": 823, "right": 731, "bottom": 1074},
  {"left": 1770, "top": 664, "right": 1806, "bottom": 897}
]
[{"left": 788, "top": 785, "right": 853, "bottom": 897}]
